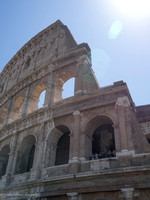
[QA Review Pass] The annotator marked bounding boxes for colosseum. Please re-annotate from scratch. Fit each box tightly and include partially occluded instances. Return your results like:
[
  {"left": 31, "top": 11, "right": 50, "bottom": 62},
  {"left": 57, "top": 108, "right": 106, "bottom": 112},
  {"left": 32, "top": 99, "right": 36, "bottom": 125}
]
[{"left": 0, "top": 20, "right": 150, "bottom": 200}]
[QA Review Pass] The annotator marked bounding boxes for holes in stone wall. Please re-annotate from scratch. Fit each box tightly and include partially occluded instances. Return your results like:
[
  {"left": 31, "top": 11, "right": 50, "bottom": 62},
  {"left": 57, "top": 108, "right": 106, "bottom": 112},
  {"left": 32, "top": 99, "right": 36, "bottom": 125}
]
[
  {"left": 62, "top": 78, "right": 75, "bottom": 99},
  {"left": 28, "top": 83, "right": 46, "bottom": 113},
  {"left": 45, "top": 125, "right": 71, "bottom": 167},
  {"left": 55, "top": 132, "right": 70, "bottom": 165},
  {"left": 85, "top": 116, "right": 116, "bottom": 159},
  {"left": 53, "top": 71, "right": 75, "bottom": 102},
  {"left": 38, "top": 90, "right": 46, "bottom": 108},
  {"left": 15, "top": 135, "right": 36, "bottom": 175},
  {"left": 92, "top": 124, "right": 115, "bottom": 156},
  {"left": 0, "top": 145, "right": 10, "bottom": 178},
  {"left": 146, "top": 134, "right": 150, "bottom": 143}
]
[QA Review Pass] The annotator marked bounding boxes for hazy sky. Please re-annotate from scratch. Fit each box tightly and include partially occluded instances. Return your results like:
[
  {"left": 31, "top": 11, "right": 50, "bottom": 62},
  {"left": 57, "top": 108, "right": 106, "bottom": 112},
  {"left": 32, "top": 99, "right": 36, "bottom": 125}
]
[{"left": 0, "top": 0, "right": 150, "bottom": 106}]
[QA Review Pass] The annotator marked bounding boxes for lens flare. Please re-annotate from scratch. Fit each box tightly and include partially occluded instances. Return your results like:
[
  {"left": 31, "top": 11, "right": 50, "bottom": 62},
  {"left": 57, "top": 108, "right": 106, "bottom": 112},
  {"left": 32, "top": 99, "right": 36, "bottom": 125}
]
[{"left": 108, "top": 20, "right": 123, "bottom": 39}]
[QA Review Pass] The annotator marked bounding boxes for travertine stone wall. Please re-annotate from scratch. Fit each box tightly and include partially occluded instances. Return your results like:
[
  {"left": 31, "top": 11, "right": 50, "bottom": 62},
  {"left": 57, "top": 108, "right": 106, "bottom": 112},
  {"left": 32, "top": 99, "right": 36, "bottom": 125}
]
[{"left": 0, "top": 20, "right": 150, "bottom": 200}]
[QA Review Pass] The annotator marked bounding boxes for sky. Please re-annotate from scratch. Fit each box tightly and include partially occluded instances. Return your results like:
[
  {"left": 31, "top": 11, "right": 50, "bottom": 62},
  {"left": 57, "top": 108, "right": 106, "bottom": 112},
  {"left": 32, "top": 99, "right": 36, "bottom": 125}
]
[{"left": 0, "top": 0, "right": 150, "bottom": 106}]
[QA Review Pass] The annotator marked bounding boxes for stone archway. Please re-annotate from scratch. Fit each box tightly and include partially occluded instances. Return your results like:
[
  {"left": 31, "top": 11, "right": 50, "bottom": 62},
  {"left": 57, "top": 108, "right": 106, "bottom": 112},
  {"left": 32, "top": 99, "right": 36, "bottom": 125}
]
[
  {"left": 45, "top": 125, "right": 71, "bottom": 167},
  {"left": 0, "top": 145, "right": 10, "bottom": 178},
  {"left": 14, "top": 135, "right": 36, "bottom": 174}
]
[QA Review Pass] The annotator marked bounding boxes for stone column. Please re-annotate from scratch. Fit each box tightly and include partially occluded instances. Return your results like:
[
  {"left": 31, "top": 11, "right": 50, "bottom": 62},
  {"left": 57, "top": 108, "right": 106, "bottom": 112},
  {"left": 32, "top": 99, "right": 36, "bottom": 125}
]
[
  {"left": 69, "top": 111, "right": 81, "bottom": 162},
  {"left": 21, "top": 86, "right": 30, "bottom": 116},
  {"left": 113, "top": 124, "right": 121, "bottom": 152},
  {"left": 6, "top": 133, "right": 18, "bottom": 176},
  {"left": 121, "top": 188, "right": 134, "bottom": 200},
  {"left": 115, "top": 97, "right": 129, "bottom": 151},
  {"left": 44, "top": 75, "right": 52, "bottom": 107},
  {"left": 4, "top": 98, "right": 13, "bottom": 126},
  {"left": 29, "top": 123, "right": 45, "bottom": 181},
  {"left": 67, "top": 192, "right": 79, "bottom": 200},
  {"left": 75, "top": 55, "right": 99, "bottom": 96}
]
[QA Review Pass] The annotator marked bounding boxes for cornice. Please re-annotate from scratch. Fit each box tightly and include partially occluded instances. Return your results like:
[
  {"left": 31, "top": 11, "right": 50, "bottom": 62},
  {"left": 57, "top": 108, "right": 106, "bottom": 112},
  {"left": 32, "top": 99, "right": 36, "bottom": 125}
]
[
  {"left": 0, "top": 107, "right": 52, "bottom": 142},
  {"left": 0, "top": 83, "right": 129, "bottom": 142}
]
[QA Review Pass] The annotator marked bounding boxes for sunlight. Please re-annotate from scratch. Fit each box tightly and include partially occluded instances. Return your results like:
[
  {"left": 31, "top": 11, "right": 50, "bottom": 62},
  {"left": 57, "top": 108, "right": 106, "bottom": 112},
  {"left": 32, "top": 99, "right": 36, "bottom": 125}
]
[{"left": 113, "top": 0, "right": 150, "bottom": 18}]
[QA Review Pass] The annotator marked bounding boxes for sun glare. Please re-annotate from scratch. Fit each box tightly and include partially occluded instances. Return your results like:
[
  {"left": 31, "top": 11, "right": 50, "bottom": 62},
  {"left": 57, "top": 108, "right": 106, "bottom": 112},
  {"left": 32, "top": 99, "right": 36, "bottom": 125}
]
[{"left": 113, "top": 0, "right": 150, "bottom": 18}]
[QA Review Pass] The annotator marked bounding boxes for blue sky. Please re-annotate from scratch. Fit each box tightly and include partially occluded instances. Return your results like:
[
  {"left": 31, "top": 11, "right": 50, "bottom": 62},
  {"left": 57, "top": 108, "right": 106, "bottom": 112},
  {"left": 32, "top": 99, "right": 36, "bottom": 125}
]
[{"left": 0, "top": 0, "right": 150, "bottom": 106}]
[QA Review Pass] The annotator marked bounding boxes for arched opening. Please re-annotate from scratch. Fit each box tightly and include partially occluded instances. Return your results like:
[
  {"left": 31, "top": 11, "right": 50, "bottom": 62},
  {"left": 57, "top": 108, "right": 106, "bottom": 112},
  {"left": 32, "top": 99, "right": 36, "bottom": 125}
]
[
  {"left": 0, "top": 107, "right": 7, "bottom": 128},
  {"left": 0, "top": 145, "right": 10, "bottom": 178},
  {"left": 28, "top": 83, "right": 46, "bottom": 113},
  {"left": 55, "top": 132, "right": 70, "bottom": 165},
  {"left": 38, "top": 90, "right": 46, "bottom": 108},
  {"left": 146, "top": 134, "right": 150, "bottom": 144},
  {"left": 62, "top": 78, "right": 75, "bottom": 99},
  {"left": 15, "top": 135, "right": 36, "bottom": 175},
  {"left": 92, "top": 124, "right": 115, "bottom": 157},
  {"left": 85, "top": 115, "right": 116, "bottom": 159},
  {"left": 53, "top": 71, "right": 75, "bottom": 102},
  {"left": 8, "top": 96, "right": 24, "bottom": 123},
  {"left": 45, "top": 125, "right": 71, "bottom": 167}
]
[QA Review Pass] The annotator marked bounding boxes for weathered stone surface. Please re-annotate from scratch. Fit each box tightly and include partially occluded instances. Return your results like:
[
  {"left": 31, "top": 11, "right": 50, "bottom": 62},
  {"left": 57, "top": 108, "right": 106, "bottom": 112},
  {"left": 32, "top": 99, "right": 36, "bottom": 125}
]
[{"left": 0, "top": 20, "right": 150, "bottom": 200}]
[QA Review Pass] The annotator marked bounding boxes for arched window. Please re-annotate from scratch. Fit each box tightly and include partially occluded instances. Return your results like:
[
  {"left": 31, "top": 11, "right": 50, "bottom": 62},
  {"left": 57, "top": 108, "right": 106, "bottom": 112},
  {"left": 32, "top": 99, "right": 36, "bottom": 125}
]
[
  {"left": 8, "top": 96, "right": 24, "bottom": 123},
  {"left": 38, "top": 90, "right": 46, "bottom": 108},
  {"left": 92, "top": 124, "right": 115, "bottom": 155},
  {"left": 15, "top": 135, "right": 36, "bottom": 175},
  {"left": 28, "top": 83, "right": 46, "bottom": 113},
  {"left": 55, "top": 132, "right": 70, "bottom": 165},
  {"left": 62, "top": 78, "right": 75, "bottom": 99},
  {"left": 53, "top": 71, "right": 75, "bottom": 102},
  {"left": 45, "top": 125, "right": 71, "bottom": 167},
  {"left": 146, "top": 134, "right": 150, "bottom": 144},
  {"left": 0, "top": 145, "right": 10, "bottom": 178},
  {"left": 85, "top": 115, "right": 116, "bottom": 159}
]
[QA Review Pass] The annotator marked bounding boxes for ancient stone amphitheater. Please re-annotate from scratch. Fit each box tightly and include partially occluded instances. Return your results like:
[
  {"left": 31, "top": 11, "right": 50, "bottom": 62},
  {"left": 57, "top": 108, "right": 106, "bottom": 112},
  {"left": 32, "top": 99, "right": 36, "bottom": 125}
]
[{"left": 0, "top": 20, "right": 150, "bottom": 200}]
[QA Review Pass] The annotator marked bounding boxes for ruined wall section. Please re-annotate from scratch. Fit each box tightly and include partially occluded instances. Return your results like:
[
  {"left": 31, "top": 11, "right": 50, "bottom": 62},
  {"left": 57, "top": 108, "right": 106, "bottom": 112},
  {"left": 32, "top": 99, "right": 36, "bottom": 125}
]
[{"left": 0, "top": 20, "right": 77, "bottom": 97}]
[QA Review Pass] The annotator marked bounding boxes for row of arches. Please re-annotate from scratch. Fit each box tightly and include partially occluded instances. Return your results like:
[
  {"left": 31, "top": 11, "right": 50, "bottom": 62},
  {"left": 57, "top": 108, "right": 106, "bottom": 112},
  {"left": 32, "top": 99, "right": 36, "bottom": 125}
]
[
  {"left": 0, "top": 116, "right": 115, "bottom": 178},
  {"left": 0, "top": 78, "right": 75, "bottom": 127}
]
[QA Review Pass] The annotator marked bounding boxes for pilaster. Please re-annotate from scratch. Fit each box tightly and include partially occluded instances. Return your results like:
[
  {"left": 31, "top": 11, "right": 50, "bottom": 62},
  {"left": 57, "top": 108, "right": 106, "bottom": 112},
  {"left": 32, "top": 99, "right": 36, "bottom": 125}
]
[
  {"left": 69, "top": 111, "right": 81, "bottom": 163},
  {"left": 121, "top": 188, "right": 134, "bottom": 200},
  {"left": 67, "top": 192, "right": 79, "bottom": 200},
  {"left": 21, "top": 86, "right": 30, "bottom": 116},
  {"left": 115, "top": 96, "right": 130, "bottom": 152}
]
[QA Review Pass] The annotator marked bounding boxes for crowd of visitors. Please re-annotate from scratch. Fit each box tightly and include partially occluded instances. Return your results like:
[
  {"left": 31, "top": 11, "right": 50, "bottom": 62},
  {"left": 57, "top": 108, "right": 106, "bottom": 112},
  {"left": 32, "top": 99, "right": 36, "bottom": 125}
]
[{"left": 90, "top": 149, "right": 116, "bottom": 160}]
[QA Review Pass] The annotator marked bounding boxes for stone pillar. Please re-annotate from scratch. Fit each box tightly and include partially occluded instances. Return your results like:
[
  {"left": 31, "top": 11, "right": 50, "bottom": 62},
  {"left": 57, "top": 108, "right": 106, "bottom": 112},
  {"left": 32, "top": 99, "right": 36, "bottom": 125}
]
[
  {"left": 29, "top": 123, "right": 45, "bottom": 181},
  {"left": 67, "top": 192, "right": 79, "bottom": 200},
  {"left": 6, "top": 133, "right": 18, "bottom": 176},
  {"left": 44, "top": 76, "right": 52, "bottom": 106},
  {"left": 79, "top": 132, "right": 92, "bottom": 160},
  {"left": 1, "top": 133, "right": 18, "bottom": 186},
  {"left": 21, "top": 86, "right": 30, "bottom": 116},
  {"left": 121, "top": 188, "right": 134, "bottom": 200},
  {"left": 113, "top": 124, "right": 121, "bottom": 152},
  {"left": 69, "top": 111, "right": 81, "bottom": 162},
  {"left": 4, "top": 98, "right": 13, "bottom": 126},
  {"left": 115, "top": 97, "right": 129, "bottom": 151},
  {"left": 75, "top": 55, "right": 99, "bottom": 96}
]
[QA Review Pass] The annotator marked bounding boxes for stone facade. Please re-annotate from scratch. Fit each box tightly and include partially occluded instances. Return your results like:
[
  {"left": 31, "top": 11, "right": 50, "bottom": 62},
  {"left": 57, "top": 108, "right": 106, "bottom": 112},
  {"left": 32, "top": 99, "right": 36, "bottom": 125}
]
[{"left": 0, "top": 20, "right": 150, "bottom": 200}]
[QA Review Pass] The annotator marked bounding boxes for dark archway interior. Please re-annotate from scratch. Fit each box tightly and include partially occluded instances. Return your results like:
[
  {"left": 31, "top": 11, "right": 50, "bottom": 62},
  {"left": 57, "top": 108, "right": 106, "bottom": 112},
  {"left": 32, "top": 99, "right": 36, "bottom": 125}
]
[
  {"left": 146, "top": 134, "right": 150, "bottom": 143},
  {"left": 55, "top": 132, "right": 70, "bottom": 165},
  {"left": 92, "top": 124, "right": 115, "bottom": 154},
  {"left": 26, "top": 144, "right": 35, "bottom": 172},
  {"left": 15, "top": 135, "right": 36, "bottom": 174},
  {"left": 0, "top": 145, "right": 10, "bottom": 178}
]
